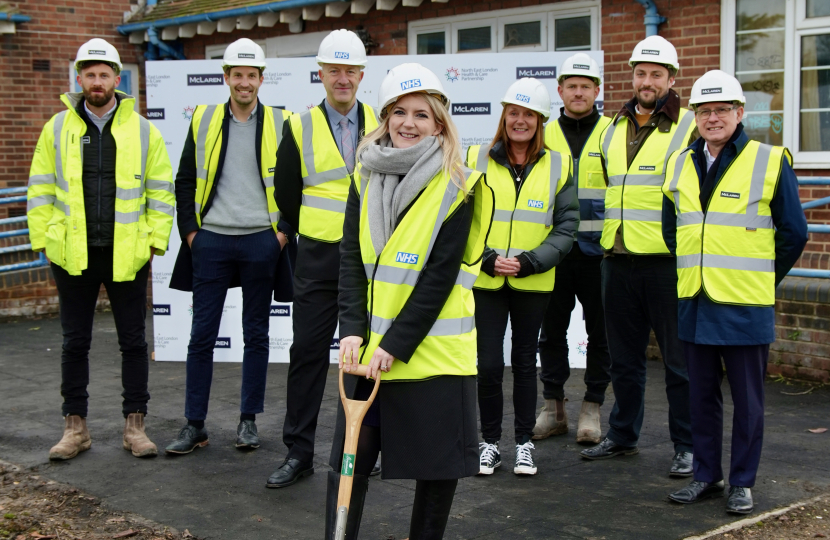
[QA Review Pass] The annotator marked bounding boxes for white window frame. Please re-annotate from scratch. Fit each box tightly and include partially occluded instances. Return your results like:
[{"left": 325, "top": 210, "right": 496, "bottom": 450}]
[
  {"left": 721, "top": 0, "right": 830, "bottom": 167},
  {"left": 408, "top": 0, "right": 600, "bottom": 56}
]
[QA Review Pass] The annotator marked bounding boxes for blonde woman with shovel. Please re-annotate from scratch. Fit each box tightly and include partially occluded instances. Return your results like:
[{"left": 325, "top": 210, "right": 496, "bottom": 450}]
[{"left": 326, "top": 62, "right": 493, "bottom": 540}]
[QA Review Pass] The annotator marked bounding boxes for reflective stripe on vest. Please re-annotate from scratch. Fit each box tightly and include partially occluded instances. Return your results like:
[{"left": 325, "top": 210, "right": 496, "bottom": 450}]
[
  {"left": 600, "top": 108, "right": 696, "bottom": 254},
  {"left": 467, "top": 144, "right": 569, "bottom": 292},
  {"left": 663, "top": 140, "right": 786, "bottom": 306},
  {"left": 193, "top": 104, "right": 285, "bottom": 231},
  {"left": 292, "top": 103, "right": 378, "bottom": 242},
  {"left": 355, "top": 167, "right": 488, "bottom": 381},
  {"left": 546, "top": 115, "right": 611, "bottom": 256}
]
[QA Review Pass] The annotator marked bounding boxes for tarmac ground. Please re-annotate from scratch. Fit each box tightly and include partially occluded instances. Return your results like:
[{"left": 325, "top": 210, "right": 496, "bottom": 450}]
[{"left": 1, "top": 312, "right": 829, "bottom": 539}]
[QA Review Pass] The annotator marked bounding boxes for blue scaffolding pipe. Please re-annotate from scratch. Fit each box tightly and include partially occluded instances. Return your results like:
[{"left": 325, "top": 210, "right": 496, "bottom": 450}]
[
  {"left": 788, "top": 268, "right": 830, "bottom": 279},
  {"left": 0, "top": 216, "right": 27, "bottom": 226},
  {"left": 0, "top": 253, "right": 47, "bottom": 273},
  {"left": 0, "top": 228, "right": 27, "bottom": 239},
  {"left": 798, "top": 177, "right": 830, "bottom": 185},
  {"left": 802, "top": 196, "right": 830, "bottom": 210},
  {"left": 0, "top": 13, "right": 31, "bottom": 23},
  {"left": 0, "top": 187, "right": 26, "bottom": 196},
  {"left": 117, "top": 0, "right": 345, "bottom": 34},
  {"left": 808, "top": 224, "right": 830, "bottom": 234},
  {"left": 0, "top": 243, "right": 32, "bottom": 255},
  {"left": 0, "top": 196, "right": 26, "bottom": 204}
]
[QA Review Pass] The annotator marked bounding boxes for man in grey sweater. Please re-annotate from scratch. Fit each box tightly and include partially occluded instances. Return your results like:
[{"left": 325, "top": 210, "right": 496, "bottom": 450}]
[{"left": 166, "top": 39, "right": 291, "bottom": 455}]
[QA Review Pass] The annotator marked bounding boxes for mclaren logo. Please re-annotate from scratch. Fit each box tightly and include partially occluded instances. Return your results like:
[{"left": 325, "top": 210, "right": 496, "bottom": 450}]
[
  {"left": 215, "top": 338, "right": 231, "bottom": 348},
  {"left": 311, "top": 71, "right": 322, "bottom": 83},
  {"left": 146, "top": 109, "right": 165, "bottom": 120},
  {"left": 572, "top": 64, "right": 591, "bottom": 70},
  {"left": 270, "top": 305, "right": 291, "bottom": 316},
  {"left": 88, "top": 49, "right": 107, "bottom": 55},
  {"left": 641, "top": 49, "right": 660, "bottom": 55},
  {"left": 452, "top": 103, "right": 491, "bottom": 115},
  {"left": 516, "top": 67, "right": 556, "bottom": 79},
  {"left": 152, "top": 304, "right": 171, "bottom": 315},
  {"left": 588, "top": 152, "right": 602, "bottom": 157},
  {"left": 188, "top": 74, "right": 224, "bottom": 86},
  {"left": 701, "top": 88, "right": 723, "bottom": 95},
  {"left": 238, "top": 53, "right": 255, "bottom": 59},
  {"left": 721, "top": 191, "right": 741, "bottom": 199}
]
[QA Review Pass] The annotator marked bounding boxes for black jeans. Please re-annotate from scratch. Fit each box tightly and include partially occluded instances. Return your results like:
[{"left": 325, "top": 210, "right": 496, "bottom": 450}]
[
  {"left": 52, "top": 247, "right": 150, "bottom": 418},
  {"left": 282, "top": 275, "right": 339, "bottom": 462},
  {"left": 475, "top": 286, "right": 551, "bottom": 444},
  {"left": 601, "top": 255, "right": 692, "bottom": 452},
  {"left": 538, "top": 251, "right": 611, "bottom": 404},
  {"left": 185, "top": 229, "right": 279, "bottom": 421}
]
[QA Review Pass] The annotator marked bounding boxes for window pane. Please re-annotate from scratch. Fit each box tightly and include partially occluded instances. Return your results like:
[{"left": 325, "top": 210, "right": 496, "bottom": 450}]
[
  {"left": 504, "top": 21, "right": 541, "bottom": 48},
  {"left": 738, "top": 72, "right": 784, "bottom": 112},
  {"left": 736, "top": 0, "right": 784, "bottom": 31},
  {"left": 417, "top": 32, "right": 445, "bottom": 55},
  {"left": 736, "top": 30, "right": 785, "bottom": 72},
  {"left": 801, "top": 35, "right": 830, "bottom": 151},
  {"left": 555, "top": 16, "right": 591, "bottom": 51},
  {"left": 743, "top": 113, "right": 784, "bottom": 145},
  {"left": 807, "top": 0, "right": 830, "bottom": 18},
  {"left": 458, "top": 26, "right": 491, "bottom": 52}
]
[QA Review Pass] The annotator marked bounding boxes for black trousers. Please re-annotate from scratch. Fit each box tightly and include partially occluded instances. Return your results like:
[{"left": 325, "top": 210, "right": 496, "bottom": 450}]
[
  {"left": 51, "top": 247, "right": 150, "bottom": 418},
  {"left": 538, "top": 252, "right": 611, "bottom": 404},
  {"left": 685, "top": 341, "right": 769, "bottom": 487},
  {"left": 282, "top": 275, "right": 339, "bottom": 462},
  {"left": 601, "top": 255, "right": 692, "bottom": 452},
  {"left": 474, "top": 286, "right": 551, "bottom": 444}
]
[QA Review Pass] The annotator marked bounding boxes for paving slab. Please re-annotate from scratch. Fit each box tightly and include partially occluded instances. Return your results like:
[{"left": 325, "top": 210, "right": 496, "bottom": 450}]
[{"left": 0, "top": 311, "right": 828, "bottom": 539}]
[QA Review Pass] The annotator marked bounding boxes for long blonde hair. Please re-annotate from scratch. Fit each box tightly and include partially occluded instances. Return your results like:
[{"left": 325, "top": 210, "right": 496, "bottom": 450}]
[{"left": 358, "top": 92, "right": 468, "bottom": 194}]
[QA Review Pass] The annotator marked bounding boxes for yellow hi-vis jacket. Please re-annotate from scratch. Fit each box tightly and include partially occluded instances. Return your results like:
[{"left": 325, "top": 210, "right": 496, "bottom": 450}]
[
  {"left": 353, "top": 165, "right": 494, "bottom": 381},
  {"left": 289, "top": 103, "right": 378, "bottom": 242},
  {"left": 600, "top": 108, "right": 696, "bottom": 254},
  {"left": 27, "top": 92, "right": 174, "bottom": 282},
  {"left": 466, "top": 145, "right": 570, "bottom": 292},
  {"left": 191, "top": 103, "right": 291, "bottom": 231},
  {"left": 662, "top": 141, "right": 790, "bottom": 306},
  {"left": 545, "top": 116, "right": 612, "bottom": 252}
]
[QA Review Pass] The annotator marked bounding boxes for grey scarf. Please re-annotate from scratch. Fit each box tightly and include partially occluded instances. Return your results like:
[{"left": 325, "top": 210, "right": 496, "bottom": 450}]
[{"left": 358, "top": 135, "right": 444, "bottom": 255}]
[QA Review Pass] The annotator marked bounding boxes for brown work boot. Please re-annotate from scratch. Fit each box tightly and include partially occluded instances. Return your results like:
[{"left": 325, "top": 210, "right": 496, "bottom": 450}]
[
  {"left": 123, "top": 413, "right": 158, "bottom": 458},
  {"left": 49, "top": 415, "right": 91, "bottom": 460},
  {"left": 532, "top": 398, "right": 568, "bottom": 440},
  {"left": 576, "top": 401, "right": 602, "bottom": 444}
]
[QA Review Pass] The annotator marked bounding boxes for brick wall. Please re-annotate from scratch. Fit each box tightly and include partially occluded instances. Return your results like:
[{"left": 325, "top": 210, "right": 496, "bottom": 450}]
[{"left": 770, "top": 278, "right": 830, "bottom": 383}]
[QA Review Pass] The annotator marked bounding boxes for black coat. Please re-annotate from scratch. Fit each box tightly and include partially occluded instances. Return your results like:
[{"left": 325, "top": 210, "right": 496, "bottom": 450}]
[
  {"left": 169, "top": 99, "right": 296, "bottom": 301},
  {"left": 328, "top": 180, "right": 480, "bottom": 479}
]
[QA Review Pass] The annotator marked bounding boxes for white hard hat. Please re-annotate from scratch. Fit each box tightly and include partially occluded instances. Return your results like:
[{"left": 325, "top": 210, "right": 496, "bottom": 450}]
[
  {"left": 377, "top": 63, "right": 450, "bottom": 119},
  {"left": 628, "top": 35, "right": 679, "bottom": 72},
  {"left": 75, "top": 38, "right": 122, "bottom": 74},
  {"left": 222, "top": 38, "right": 267, "bottom": 71},
  {"left": 501, "top": 78, "right": 551, "bottom": 121},
  {"left": 316, "top": 29, "right": 368, "bottom": 67},
  {"left": 558, "top": 53, "right": 602, "bottom": 86},
  {"left": 689, "top": 70, "right": 746, "bottom": 106}
]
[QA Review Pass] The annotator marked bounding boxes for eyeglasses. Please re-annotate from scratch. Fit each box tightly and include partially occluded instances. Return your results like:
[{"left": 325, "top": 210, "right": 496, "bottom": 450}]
[{"left": 695, "top": 106, "right": 739, "bottom": 120}]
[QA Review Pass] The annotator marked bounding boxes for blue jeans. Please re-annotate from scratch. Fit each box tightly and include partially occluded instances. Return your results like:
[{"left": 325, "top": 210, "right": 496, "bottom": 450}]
[
  {"left": 601, "top": 255, "right": 692, "bottom": 452},
  {"left": 184, "top": 229, "right": 279, "bottom": 421}
]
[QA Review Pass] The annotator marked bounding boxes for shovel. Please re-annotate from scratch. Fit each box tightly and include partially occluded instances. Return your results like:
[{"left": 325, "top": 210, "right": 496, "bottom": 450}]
[{"left": 334, "top": 362, "right": 381, "bottom": 540}]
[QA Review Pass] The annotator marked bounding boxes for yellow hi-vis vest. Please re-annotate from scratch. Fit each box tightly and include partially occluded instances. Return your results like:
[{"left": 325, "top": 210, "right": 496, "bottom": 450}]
[
  {"left": 289, "top": 103, "right": 378, "bottom": 242},
  {"left": 353, "top": 165, "right": 494, "bottom": 381},
  {"left": 662, "top": 141, "right": 789, "bottom": 306},
  {"left": 466, "top": 145, "right": 569, "bottom": 292},
  {"left": 546, "top": 116, "right": 612, "bottom": 247},
  {"left": 191, "top": 103, "right": 291, "bottom": 231},
  {"left": 600, "top": 108, "right": 696, "bottom": 254},
  {"left": 27, "top": 91, "right": 174, "bottom": 282}
]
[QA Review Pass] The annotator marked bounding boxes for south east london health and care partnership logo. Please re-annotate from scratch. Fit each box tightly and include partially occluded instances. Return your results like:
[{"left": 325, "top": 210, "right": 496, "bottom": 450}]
[
  {"left": 445, "top": 67, "right": 460, "bottom": 83},
  {"left": 182, "top": 106, "right": 195, "bottom": 121}
]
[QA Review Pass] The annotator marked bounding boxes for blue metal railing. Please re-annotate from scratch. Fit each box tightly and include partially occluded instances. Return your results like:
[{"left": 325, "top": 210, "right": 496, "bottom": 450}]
[
  {"left": 795, "top": 177, "right": 830, "bottom": 279},
  {"left": 0, "top": 187, "right": 48, "bottom": 273}
]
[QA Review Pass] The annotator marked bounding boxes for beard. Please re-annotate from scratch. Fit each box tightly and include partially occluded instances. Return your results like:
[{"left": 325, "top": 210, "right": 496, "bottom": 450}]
[
  {"left": 635, "top": 87, "right": 668, "bottom": 111},
  {"left": 85, "top": 87, "right": 114, "bottom": 108}
]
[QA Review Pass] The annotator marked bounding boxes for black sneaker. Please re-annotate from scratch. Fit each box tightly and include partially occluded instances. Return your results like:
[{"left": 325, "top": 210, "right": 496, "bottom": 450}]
[
  {"left": 478, "top": 442, "right": 501, "bottom": 475},
  {"left": 165, "top": 424, "right": 209, "bottom": 455},
  {"left": 514, "top": 441, "right": 537, "bottom": 475},
  {"left": 235, "top": 419, "right": 260, "bottom": 449}
]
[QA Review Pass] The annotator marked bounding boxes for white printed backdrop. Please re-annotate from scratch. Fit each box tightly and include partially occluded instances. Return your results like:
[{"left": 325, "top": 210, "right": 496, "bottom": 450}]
[{"left": 147, "top": 51, "right": 604, "bottom": 367}]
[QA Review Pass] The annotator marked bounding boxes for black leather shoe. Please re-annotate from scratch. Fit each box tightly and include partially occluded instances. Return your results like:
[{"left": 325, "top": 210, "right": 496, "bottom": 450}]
[
  {"left": 726, "top": 486, "right": 753, "bottom": 514},
  {"left": 580, "top": 437, "right": 639, "bottom": 460},
  {"left": 235, "top": 420, "right": 260, "bottom": 449},
  {"left": 265, "top": 458, "right": 314, "bottom": 488},
  {"left": 668, "top": 480, "right": 724, "bottom": 504},
  {"left": 165, "top": 424, "right": 209, "bottom": 455},
  {"left": 670, "top": 451, "right": 693, "bottom": 477}
]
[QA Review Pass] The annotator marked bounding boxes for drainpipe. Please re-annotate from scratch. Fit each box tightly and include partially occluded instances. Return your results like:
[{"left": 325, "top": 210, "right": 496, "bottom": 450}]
[
  {"left": 634, "top": 0, "right": 666, "bottom": 37},
  {"left": 147, "top": 27, "right": 185, "bottom": 60}
]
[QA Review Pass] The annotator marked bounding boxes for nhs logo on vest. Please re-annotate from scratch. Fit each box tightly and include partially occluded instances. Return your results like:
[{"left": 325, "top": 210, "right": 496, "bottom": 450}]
[
  {"left": 188, "top": 74, "right": 224, "bottom": 86},
  {"left": 334, "top": 51, "right": 350, "bottom": 59},
  {"left": 515, "top": 93, "right": 531, "bottom": 104},
  {"left": 527, "top": 200, "right": 544, "bottom": 209},
  {"left": 270, "top": 305, "right": 291, "bottom": 316},
  {"left": 215, "top": 337, "right": 231, "bottom": 349},
  {"left": 401, "top": 79, "right": 422, "bottom": 91},
  {"left": 152, "top": 304, "right": 171, "bottom": 315},
  {"left": 396, "top": 252, "right": 419, "bottom": 265}
]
